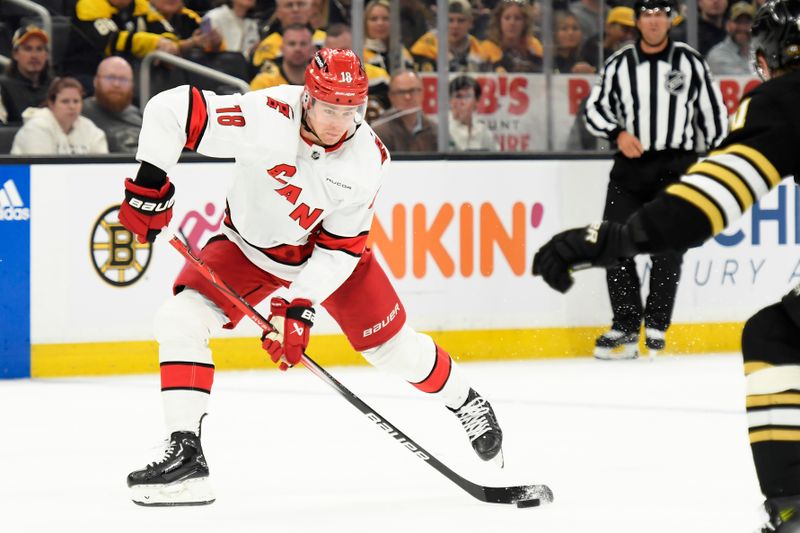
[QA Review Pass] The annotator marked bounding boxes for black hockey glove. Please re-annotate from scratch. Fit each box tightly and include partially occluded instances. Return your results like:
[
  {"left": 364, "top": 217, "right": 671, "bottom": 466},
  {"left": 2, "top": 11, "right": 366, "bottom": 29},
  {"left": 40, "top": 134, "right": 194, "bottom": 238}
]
[{"left": 532, "top": 221, "right": 639, "bottom": 293}]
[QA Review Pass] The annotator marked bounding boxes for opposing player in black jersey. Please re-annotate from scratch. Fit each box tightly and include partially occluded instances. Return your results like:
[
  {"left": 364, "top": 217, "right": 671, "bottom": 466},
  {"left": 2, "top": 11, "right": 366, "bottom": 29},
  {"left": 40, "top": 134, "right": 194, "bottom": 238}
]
[{"left": 533, "top": 0, "right": 800, "bottom": 529}]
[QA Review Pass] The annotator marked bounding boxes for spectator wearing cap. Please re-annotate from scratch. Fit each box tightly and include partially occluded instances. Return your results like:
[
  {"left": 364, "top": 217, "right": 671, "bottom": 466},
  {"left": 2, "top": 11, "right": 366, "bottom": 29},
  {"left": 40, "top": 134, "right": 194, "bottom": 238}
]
[
  {"left": 706, "top": 1, "right": 755, "bottom": 74},
  {"left": 63, "top": 0, "right": 180, "bottom": 92},
  {"left": 697, "top": 0, "right": 729, "bottom": 54},
  {"left": 81, "top": 56, "right": 142, "bottom": 153},
  {"left": 251, "top": 0, "right": 327, "bottom": 71},
  {"left": 0, "top": 26, "right": 53, "bottom": 124},
  {"left": 483, "top": 0, "right": 544, "bottom": 73},
  {"left": 448, "top": 75, "right": 496, "bottom": 151},
  {"left": 411, "top": 0, "right": 493, "bottom": 72},
  {"left": 372, "top": 70, "right": 438, "bottom": 152},
  {"left": 580, "top": 6, "right": 637, "bottom": 69},
  {"left": 11, "top": 77, "right": 108, "bottom": 155}
]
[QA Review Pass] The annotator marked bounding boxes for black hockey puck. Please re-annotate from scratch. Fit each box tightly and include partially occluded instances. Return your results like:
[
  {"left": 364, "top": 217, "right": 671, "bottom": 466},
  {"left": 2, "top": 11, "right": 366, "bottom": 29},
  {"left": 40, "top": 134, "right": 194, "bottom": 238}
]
[{"left": 516, "top": 498, "right": 540, "bottom": 508}]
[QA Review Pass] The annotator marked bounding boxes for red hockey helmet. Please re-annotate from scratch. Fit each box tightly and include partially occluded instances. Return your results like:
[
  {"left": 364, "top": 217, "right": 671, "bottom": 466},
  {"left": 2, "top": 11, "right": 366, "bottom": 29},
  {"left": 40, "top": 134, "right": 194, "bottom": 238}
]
[{"left": 304, "top": 48, "right": 369, "bottom": 109}]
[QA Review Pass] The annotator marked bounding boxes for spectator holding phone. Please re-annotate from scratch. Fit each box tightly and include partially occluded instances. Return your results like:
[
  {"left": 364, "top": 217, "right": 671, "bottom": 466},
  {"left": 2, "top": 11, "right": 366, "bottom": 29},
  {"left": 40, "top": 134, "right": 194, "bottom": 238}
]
[{"left": 148, "top": 0, "right": 223, "bottom": 55}]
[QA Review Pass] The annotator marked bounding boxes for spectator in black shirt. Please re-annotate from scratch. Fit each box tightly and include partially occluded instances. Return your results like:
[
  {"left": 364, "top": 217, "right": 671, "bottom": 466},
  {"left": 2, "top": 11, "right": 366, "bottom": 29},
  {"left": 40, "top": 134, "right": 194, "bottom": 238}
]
[
  {"left": 697, "top": 0, "right": 728, "bottom": 54},
  {"left": 0, "top": 25, "right": 53, "bottom": 124},
  {"left": 82, "top": 56, "right": 142, "bottom": 153}
]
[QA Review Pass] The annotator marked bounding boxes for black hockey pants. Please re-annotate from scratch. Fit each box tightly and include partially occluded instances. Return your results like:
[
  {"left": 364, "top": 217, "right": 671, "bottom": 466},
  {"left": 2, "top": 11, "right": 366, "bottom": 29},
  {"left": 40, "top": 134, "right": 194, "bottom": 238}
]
[
  {"left": 744, "top": 292, "right": 800, "bottom": 498},
  {"left": 602, "top": 150, "right": 697, "bottom": 334}
]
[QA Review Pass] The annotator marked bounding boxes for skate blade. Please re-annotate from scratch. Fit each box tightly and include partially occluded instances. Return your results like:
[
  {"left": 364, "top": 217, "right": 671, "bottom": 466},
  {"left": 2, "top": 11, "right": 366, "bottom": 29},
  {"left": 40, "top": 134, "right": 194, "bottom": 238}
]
[
  {"left": 130, "top": 476, "right": 215, "bottom": 507},
  {"left": 594, "top": 344, "right": 638, "bottom": 360}
]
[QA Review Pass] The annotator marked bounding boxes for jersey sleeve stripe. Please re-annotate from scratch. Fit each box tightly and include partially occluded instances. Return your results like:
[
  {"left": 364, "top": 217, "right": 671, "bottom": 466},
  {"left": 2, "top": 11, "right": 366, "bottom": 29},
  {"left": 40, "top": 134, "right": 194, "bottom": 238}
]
[
  {"left": 749, "top": 428, "right": 800, "bottom": 444},
  {"left": 665, "top": 182, "right": 726, "bottom": 234},
  {"left": 744, "top": 361, "right": 773, "bottom": 375},
  {"left": 747, "top": 392, "right": 800, "bottom": 408},
  {"left": 681, "top": 174, "right": 743, "bottom": 222},
  {"left": 687, "top": 161, "right": 755, "bottom": 210},
  {"left": 710, "top": 153, "right": 771, "bottom": 199},
  {"left": 315, "top": 229, "right": 369, "bottom": 257},
  {"left": 114, "top": 31, "right": 128, "bottom": 54},
  {"left": 710, "top": 144, "right": 782, "bottom": 188},
  {"left": 748, "top": 408, "right": 800, "bottom": 429},
  {"left": 184, "top": 86, "right": 209, "bottom": 151}
]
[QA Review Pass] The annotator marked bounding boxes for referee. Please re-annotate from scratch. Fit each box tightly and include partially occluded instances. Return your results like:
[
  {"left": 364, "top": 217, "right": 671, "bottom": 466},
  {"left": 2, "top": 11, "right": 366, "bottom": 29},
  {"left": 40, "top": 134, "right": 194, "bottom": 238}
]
[{"left": 583, "top": 0, "right": 727, "bottom": 359}]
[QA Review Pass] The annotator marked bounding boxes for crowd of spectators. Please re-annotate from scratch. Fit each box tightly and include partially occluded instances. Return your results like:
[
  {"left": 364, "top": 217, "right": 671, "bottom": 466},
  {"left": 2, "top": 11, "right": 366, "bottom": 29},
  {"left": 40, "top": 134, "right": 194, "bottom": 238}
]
[{"left": 0, "top": 0, "right": 768, "bottom": 155}]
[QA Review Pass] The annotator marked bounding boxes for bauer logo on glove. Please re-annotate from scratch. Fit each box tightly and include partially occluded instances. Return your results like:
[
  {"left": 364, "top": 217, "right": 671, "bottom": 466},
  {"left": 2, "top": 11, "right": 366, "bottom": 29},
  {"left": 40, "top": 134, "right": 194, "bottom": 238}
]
[
  {"left": 119, "top": 177, "right": 176, "bottom": 243},
  {"left": 261, "top": 298, "right": 315, "bottom": 370}
]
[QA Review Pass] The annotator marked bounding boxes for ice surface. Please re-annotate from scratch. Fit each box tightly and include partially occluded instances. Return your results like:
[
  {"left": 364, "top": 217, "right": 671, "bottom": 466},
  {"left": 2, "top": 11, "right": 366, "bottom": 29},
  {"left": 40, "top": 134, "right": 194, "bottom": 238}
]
[{"left": 0, "top": 354, "right": 765, "bottom": 533}]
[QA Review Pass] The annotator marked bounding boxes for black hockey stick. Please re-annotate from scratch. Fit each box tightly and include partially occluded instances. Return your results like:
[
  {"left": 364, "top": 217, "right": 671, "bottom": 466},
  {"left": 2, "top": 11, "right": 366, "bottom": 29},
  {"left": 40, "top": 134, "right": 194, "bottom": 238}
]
[{"left": 167, "top": 233, "right": 554, "bottom": 507}]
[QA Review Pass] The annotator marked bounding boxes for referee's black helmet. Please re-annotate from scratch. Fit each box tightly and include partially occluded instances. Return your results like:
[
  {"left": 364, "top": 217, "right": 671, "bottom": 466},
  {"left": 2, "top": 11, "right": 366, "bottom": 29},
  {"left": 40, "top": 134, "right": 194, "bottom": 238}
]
[
  {"left": 633, "top": 0, "right": 676, "bottom": 18},
  {"left": 751, "top": 0, "right": 800, "bottom": 76}
]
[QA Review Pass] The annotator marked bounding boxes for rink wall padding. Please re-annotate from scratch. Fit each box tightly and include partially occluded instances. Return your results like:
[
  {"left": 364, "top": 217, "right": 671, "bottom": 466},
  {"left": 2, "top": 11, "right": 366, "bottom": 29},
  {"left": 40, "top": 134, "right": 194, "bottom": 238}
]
[
  {"left": 29, "top": 322, "right": 744, "bottom": 377},
  {"left": 1, "top": 157, "right": 794, "bottom": 378}
]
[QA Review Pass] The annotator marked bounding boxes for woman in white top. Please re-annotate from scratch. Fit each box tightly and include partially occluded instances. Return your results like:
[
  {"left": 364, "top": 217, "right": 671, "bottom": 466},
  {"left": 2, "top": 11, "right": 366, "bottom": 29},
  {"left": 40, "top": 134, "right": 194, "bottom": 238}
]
[
  {"left": 11, "top": 77, "right": 108, "bottom": 155},
  {"left": 204, "top": 0, "right": 261, "bottom": 56}
]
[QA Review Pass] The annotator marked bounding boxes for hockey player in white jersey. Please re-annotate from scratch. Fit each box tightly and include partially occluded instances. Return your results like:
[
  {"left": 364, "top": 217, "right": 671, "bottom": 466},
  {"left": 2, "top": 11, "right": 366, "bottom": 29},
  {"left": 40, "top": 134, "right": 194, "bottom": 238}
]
[{"left": 120, "top": 48, "right": 504, "bottom": 506}]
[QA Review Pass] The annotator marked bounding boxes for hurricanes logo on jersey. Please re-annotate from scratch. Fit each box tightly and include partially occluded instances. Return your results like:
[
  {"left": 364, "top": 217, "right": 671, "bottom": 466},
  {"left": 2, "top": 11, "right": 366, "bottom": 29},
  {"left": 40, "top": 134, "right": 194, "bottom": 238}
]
[{"left": 665, "top": 71, "right": 686, "bottom": 95}]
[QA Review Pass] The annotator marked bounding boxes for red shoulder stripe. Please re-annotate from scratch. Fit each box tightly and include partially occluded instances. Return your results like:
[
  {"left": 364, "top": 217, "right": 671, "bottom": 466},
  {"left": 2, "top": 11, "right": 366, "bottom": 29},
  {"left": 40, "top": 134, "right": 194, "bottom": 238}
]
[
  {"left": 184, "top": 87, "right": 209, "bottom": 151},
  {"left": 316, "top": 228, "right": 369, "bottom": 257},
  {"left": 374, "top": 134, "right": 388, "bottom": 164}
]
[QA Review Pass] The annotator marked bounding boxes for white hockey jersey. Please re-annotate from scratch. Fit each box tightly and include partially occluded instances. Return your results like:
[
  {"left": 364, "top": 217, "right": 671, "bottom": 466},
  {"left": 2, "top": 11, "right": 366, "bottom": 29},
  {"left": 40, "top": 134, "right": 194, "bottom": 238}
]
[{"left": 136, "top": 84, "right": 391, "bottom": 305}]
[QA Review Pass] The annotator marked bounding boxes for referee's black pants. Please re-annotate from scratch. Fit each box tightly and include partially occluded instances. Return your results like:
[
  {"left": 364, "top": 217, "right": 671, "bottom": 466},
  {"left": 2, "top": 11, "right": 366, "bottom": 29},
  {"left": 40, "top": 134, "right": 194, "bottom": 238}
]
[{"left": 602, "top": 149, "right": 697, "bottom": 334}]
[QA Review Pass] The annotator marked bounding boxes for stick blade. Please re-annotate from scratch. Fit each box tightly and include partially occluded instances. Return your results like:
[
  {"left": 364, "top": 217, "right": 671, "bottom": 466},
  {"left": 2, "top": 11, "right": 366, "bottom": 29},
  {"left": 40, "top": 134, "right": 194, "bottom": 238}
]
[{"left": 481, "top": 484, "right": 554, "bottom": 505}]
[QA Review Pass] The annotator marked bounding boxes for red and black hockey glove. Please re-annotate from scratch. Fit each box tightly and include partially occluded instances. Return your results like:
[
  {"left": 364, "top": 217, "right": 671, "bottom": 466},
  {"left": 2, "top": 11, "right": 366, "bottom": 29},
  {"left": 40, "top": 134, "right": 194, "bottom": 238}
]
[
  {"left": 119, "top": 178, "right": 175, "bottom": 244},
  {"left": 261, "top": 298, "right": 315, "bottom": 371},
  {"left": 532, "top": 221, "right": 639, "bottom": 293}
]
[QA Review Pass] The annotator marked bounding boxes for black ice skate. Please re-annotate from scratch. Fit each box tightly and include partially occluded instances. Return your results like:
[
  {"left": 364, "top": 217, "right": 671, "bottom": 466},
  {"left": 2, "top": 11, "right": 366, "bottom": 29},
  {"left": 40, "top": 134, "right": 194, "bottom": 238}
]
[
  {"left": 594, "top": 329, "right": 639, "bottom": 360},
  {"left": 449, "top": 388, "right": 504, "bottom": 467},
  {"left": 645, "top": 328, "right": 666, "bottom": 358},
  {"left": 127, "top": 430, "right": 214, "bottom": 506},
  {"left": 760, "top": 496, "right": 800, "bottom": 532}
]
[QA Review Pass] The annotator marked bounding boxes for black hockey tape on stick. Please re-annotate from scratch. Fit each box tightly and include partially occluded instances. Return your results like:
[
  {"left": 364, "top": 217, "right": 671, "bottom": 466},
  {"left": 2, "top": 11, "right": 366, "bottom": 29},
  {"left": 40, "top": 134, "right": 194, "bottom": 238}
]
[{"left": 166, "top": 233, "right": 554, "bottom": 506}]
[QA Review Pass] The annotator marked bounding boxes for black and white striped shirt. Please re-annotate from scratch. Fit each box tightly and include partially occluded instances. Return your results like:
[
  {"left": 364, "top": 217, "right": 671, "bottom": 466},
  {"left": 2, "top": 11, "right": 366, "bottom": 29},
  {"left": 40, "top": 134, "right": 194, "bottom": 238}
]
[{"left": 584, "top": 40, "right": 728, "bottom": 152}]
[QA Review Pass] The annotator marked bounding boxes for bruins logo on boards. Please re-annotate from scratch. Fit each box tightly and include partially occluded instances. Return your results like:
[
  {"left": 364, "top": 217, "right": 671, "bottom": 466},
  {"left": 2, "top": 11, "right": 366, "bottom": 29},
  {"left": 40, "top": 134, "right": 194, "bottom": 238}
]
[{"left": 90, "top": 205, "right": 152, "bottom": 286}]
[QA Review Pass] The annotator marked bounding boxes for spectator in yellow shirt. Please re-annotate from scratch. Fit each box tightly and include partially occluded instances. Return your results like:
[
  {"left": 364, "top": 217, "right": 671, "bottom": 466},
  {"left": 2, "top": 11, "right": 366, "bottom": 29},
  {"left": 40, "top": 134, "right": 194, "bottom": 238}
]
[
  {"left": 63, "top": 0, "right": 179, "bottom": 91},
  {"left": 250, "top": 23, "right": 315, "bottom": 89},
  {"left": 250, "top": 0, "right": 326, "bottom": 70},
  {"left": 363, "top": 0, "right": 415, "bottom": 73},
  {"left": 483, "top": 0, "right": 544, "bottom": 72},
  {"left": 324, "top": 23, "right": 391, "bottom": 122},
  {"left": 411, "top": 0, "right": 492, "bottom": 72}
]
